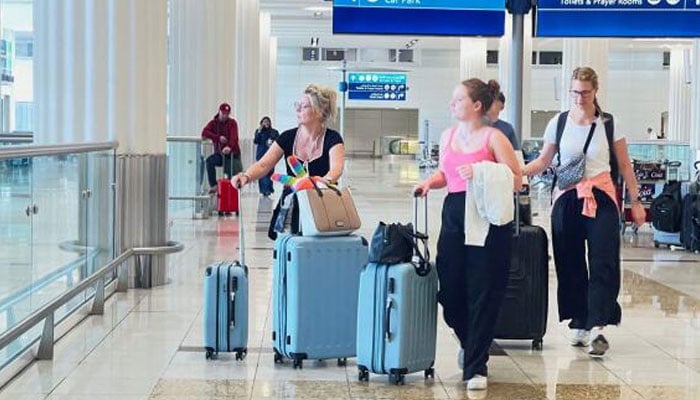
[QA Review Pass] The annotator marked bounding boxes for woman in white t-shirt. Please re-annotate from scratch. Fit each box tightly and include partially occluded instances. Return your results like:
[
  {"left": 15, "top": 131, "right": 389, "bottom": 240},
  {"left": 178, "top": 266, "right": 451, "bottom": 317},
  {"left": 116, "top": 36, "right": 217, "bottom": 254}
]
[{"left": 523, "top": 67, "right": 645, "bottom": 358}]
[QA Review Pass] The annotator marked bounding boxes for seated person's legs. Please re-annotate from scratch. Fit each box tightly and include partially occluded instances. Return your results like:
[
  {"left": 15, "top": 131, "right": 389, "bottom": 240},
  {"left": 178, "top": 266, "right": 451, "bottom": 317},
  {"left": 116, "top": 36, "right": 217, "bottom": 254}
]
[{"left": 206, "top": 153, "right": 224, "bottom": 192}]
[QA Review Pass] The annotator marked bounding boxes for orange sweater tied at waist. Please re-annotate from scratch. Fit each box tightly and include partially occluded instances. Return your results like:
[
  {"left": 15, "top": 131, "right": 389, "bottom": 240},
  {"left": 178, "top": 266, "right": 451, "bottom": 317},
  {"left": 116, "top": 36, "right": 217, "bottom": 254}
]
[{"left": 570, "top": 172, "right": 618, "bottom": 218}]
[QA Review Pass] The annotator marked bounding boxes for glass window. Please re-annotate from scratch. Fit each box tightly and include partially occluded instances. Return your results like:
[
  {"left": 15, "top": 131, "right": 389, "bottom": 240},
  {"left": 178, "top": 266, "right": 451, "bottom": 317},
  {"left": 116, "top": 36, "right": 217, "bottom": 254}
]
[{"left": 15, "top": 101, "right": 32, "bottom": 131}]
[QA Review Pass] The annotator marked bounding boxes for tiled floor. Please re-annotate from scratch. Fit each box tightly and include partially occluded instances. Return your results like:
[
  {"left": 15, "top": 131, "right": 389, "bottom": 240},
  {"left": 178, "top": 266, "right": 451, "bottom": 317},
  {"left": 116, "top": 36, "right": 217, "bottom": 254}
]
[{"left": 1, "top": 158, "right": 700, "bottom": 399}]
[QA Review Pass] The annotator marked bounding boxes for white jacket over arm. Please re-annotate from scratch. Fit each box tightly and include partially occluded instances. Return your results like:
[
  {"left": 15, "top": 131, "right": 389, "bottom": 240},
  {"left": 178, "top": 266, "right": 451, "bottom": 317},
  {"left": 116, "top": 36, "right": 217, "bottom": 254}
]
[{"left": 465, "top": 161, "right": 514, "bottom": 246}]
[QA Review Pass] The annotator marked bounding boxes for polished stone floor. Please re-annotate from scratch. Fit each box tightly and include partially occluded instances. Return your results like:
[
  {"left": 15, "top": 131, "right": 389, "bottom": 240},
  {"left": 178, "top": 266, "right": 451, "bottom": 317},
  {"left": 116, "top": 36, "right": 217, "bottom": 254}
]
[{"left": 1, "top": 158, "right": 700, "bottom": 400}]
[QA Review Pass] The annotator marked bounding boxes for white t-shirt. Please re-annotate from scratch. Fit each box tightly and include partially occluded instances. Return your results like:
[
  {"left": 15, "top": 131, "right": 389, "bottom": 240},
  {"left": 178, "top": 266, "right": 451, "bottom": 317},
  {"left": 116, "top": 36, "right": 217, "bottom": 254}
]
[{"left": 543, "top": 113, "right": 624, "bottom": 179}]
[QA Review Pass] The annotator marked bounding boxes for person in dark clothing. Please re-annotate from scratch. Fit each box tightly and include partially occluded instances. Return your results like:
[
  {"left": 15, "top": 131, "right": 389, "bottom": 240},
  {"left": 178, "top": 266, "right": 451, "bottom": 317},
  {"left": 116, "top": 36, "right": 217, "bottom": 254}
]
[
  {"left": 201, "top": 102, "right": 242, "bottom": 193},
  {"left": 253, "top": 116, "right": 280, "bottom": 197},
  {"left": 231, "top": 84, "right": 344, "bottom": 239},
  {"left": 487, "top": 90, "right": 520, "bottom": 151}
]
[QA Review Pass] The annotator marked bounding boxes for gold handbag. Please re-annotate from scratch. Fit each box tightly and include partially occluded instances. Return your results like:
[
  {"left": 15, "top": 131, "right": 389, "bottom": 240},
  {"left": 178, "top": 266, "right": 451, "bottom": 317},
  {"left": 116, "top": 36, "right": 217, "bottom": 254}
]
[{"left": 295, "top": 180, "right": 361, "bottom": 236}]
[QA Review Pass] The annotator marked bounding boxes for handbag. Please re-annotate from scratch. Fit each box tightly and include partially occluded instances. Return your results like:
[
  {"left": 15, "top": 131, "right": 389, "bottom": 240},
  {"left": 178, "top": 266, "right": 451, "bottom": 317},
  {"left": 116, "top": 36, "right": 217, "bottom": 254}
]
[
  {"left": 295, "top": 179, "right": 361, "bottom": 236},
  {"left": 368, "top": 221, "right": 429, "bottom": 263},
  {"left": 368, "top": 221, "right": 431, "bottom": 275},
  {"left": 555, "top": 119, "right": 597, "bottom": 190}
]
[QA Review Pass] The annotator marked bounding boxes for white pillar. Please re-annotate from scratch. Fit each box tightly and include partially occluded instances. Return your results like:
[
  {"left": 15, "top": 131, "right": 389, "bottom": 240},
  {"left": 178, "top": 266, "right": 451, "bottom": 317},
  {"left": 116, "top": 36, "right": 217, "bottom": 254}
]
[
  {"left": 259, "top": 12, "right": 277, "bottom": 122},
  {"left": 459, "top": 38, "right": 487, "bottom": 80},
  {"left": 234, "top": 0, "right": 260, "bottom": 168},
  {"left": 34, "top": 0, "right": 169, "bottom": 287},
  {"left": 497, "top": 14, "right": 533, "bottom": 140},
  {"left": 692, "top": 40, "right": 700, "bottom": 156},
  {"left": 668, "top": 47, "right": 693, "bottom": 143},
  {"left": 168, "top": 0, "right": 236, "bottom": 137},
  {"left": 498, "top": 17, "right": 512, "bottom": 119},
  {"left": 561, "top": 39, "right": 609, "bottom": 112},
  {"left": 34, "top": 0, "right": 167, "bottom": 152}
]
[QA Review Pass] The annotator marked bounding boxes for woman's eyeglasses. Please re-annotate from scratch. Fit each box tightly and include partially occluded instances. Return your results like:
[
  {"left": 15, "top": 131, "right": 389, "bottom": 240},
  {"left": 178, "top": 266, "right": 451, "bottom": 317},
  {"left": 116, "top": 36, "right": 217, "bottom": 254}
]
[
  {"left": 294, "top": 102, "right": 312, "bottom": 111},
  {"left": 569, "top": 89, "right": 593, "bottom": 98}
]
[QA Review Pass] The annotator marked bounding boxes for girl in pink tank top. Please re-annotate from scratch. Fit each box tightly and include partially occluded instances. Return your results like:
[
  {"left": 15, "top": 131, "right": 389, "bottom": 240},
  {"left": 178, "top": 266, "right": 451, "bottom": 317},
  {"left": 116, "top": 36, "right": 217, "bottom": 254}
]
[
  {"left": 413, "top": 79, "right": 521, "bottom": 390},
  {"left": 441, "top": 128, "right": 497, "bottom": 193}
]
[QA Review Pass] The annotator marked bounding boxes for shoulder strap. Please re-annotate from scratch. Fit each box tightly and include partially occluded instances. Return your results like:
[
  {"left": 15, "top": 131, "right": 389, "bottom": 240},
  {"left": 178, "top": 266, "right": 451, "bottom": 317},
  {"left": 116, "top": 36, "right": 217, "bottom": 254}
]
[
  {"left": 555, "top": 111, "right": 569, "bottom": 167},
  {"left": 602, "top": 112, "right": 619, "bottom": 182}
]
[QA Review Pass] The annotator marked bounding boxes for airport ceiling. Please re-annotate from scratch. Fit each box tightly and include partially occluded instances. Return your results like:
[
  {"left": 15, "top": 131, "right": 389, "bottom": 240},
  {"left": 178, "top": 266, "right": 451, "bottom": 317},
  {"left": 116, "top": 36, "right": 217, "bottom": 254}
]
[{"left": 259, "top": 0, "right": 694, "bottom": 52}]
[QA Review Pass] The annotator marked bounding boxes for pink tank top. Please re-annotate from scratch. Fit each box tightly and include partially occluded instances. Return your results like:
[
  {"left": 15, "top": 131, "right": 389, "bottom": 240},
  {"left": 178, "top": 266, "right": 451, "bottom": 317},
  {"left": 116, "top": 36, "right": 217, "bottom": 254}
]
[{"left": 441, "top": 128, "right": 497, "bottom": 193}]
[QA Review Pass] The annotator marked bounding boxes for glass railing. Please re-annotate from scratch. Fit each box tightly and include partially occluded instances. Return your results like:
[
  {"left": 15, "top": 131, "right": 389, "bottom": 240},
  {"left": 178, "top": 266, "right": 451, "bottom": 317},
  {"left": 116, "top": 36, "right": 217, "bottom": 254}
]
[
  {"left": 0, "top": 143, "right": 116, "bottom": 368},
  {"left": 167, "top": 137, "right": 213, "bottom": 219}
]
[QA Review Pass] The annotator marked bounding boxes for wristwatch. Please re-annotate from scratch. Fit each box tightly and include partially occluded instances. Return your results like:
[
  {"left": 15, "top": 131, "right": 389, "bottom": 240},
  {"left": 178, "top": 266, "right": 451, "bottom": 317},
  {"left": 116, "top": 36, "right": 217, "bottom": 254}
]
[{"left": 631, "top": 195, "right": 643, "bottom": 205}]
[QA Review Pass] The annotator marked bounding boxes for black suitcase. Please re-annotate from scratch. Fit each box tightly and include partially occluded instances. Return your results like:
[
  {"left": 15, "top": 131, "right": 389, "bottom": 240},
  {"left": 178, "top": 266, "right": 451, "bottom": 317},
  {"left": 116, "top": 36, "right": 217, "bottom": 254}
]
[
  {"left": 494, "top": 194, "right": 549, "bottom": 350},
  {"left": 681, "top": 193, "right": 700, "bottom": 253}
]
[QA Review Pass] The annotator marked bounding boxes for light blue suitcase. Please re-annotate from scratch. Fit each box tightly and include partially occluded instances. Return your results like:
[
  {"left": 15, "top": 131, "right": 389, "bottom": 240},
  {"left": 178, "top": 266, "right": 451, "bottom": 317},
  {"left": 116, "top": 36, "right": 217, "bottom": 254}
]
[
  {"left": 203, "top": 262, "right": 248, "bottom": 360},
  {"left": 272, "top": 234, "right": 368, "bottom": 369},
  {"left": 356, "top": 195, "right": 438, "bottom": 385},
  {"left": 203, "top": 187, "right": 248, "bottom": 360}
]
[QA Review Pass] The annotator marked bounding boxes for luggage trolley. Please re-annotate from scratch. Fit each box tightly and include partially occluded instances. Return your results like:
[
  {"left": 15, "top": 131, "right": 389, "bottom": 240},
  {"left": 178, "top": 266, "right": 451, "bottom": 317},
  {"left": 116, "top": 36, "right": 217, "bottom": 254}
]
[{"left": 619, "top": 160, "right": 666, "bottom": 236}]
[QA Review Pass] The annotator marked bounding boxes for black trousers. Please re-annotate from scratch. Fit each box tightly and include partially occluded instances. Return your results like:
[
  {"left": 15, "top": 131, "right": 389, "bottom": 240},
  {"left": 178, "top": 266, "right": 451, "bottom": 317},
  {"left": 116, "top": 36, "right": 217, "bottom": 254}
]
[
  {"left": 436, "top": 192, "right": 511, "bottom": 381},
  {"left": 551, "top": 188, "right": 621, "bottom": 330}
]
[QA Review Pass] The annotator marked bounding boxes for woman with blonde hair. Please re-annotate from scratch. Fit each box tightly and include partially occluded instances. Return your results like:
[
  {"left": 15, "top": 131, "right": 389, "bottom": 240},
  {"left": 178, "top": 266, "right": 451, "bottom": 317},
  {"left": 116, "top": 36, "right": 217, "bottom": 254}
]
[
  {"left": 232, "top": 84, "right": 344, "bottom": 239},
  {"left": 523, "top": 67, "right": 644, "bottom": 357}
]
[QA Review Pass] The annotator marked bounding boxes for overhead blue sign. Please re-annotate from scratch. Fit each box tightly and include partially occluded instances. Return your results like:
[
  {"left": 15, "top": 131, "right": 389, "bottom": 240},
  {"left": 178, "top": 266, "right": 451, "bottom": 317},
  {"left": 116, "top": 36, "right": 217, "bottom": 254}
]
[
  {"left": 348, "top": 73, "right": 407, "bottom": 101},
  {"left": 333, "top": 0, "right": 506, "bottom": 36},
  {"left": 536, "top": 0, "right": 700, "bottom": 38}
]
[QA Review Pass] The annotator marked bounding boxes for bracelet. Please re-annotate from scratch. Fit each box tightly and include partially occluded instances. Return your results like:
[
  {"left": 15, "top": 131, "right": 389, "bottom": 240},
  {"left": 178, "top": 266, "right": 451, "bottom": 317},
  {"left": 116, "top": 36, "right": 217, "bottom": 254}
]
[{"left": 631, "top": 199, "right": 643, "bottom": 206}]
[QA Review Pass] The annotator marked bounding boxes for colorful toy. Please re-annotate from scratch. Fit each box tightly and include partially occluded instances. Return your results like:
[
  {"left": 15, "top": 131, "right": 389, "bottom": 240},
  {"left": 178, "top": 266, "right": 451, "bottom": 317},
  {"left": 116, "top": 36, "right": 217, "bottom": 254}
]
[{"left": 271, "top": 155, "right": 329, "bottom": 192}]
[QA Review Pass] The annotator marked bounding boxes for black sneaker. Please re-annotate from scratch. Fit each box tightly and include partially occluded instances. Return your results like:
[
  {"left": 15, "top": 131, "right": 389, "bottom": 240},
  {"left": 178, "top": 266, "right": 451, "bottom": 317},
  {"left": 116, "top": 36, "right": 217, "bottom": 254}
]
[{"left": 588, "top": 330, "right": 609, "bottom": 358}]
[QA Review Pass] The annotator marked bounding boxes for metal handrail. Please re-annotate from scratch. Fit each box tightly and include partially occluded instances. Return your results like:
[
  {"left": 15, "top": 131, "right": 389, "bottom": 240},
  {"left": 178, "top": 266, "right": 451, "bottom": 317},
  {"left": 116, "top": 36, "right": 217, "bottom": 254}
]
[
  {"left": 0, "top": 241, "right": 183, "bottom": 361},
  {"left": 166, "top": 136, "right": 211, "bottom": 143},
  {"left": 0, "top": 249, "right": 100, "bottom": 317},
  {"left": 0, "top": 141, "right": 118, "bottom": 161}
]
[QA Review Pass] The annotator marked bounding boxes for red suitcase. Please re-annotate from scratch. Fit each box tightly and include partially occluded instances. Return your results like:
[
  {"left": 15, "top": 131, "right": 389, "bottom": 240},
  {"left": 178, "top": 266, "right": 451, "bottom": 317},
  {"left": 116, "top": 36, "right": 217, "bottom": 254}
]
[{"left": 217, "top": 178, "right": 239, "bottom": 216}]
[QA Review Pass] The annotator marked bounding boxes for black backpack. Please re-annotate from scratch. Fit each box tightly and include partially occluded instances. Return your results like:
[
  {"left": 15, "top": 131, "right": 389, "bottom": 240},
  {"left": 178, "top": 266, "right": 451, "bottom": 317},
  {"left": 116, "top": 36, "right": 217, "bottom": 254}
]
[{"left": 651, "top": 181, "right": 683, "bottom": 233}]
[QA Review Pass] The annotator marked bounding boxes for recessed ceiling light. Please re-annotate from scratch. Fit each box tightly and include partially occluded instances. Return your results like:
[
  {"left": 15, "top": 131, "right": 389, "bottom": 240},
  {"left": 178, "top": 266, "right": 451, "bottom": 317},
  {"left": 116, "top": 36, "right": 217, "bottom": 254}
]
[{"left": 305, "top": 6, "right": 331, "bottom": 12}]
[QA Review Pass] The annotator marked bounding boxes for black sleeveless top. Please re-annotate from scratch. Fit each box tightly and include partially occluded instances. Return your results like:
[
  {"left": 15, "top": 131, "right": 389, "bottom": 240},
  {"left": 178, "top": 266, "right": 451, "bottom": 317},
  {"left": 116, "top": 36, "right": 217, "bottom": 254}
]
[{"left": 275, "top": 127, "right": 344, "bottom": 177}]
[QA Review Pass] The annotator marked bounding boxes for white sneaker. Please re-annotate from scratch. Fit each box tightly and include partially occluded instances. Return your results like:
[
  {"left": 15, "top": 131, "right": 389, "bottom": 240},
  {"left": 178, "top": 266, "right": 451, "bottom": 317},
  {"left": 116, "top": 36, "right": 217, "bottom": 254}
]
[
  {"left": 569, "top": 329, "right": 590, "bottom": 347},
  {"left": 466, "top": 374, "right": 488, "bottom": 390},
  {"left": 588, "top": 327, "right": 610, "bottom": 357},
  {"left": 458, "top": 348, "right": 464, "bottom": 369}
]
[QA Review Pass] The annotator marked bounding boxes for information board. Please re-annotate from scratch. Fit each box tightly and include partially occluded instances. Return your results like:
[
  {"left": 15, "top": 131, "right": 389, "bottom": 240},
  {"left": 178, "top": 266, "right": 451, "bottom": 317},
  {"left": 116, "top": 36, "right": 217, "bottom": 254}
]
[
  {"left": 333, "top": 0, "right": 506, "bottom": 36},
  {"left": 536, "top": 0, "right": 700, "bottom": 38},
  {"left": 348, "top": 73, "right": 407, "bottom": 101}
]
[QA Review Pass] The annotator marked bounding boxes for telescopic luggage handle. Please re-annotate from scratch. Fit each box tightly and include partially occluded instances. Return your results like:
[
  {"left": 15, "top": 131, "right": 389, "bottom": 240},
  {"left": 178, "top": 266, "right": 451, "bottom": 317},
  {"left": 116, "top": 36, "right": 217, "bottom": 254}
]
[
  {"left": 235, "top": 181, "right": 245, "bottom": 267},
  {"left": 412, "top": 189, "right": 431, "bottom": 275}
]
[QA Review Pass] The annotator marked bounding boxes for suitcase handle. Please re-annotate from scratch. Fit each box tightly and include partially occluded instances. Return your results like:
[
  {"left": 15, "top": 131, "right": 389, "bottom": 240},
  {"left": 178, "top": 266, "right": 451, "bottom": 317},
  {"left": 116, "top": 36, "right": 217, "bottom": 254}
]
[
  {"left": 235, "top": 182, "right": 246, "bottom": 268},
  {"left": 412, "top": 191, "right": 432, "bottom": 276},
  {"left": 384, "top": 297, "right": 393, "bottom": 342},
  {"left": 229, "top": 290, "right": 236, "bottom": 328}
]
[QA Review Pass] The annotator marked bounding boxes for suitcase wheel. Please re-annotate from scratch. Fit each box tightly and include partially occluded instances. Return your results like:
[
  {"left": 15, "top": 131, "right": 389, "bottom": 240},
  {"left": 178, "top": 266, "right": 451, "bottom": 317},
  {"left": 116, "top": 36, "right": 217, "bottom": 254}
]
[
  {"left": 273, "top": 349, "right": 283, "bottom": 364},
  {"left": 654, "top": 241, "right": 660, "bottom": 248},
  {"left": 235, "top": 349, "right": 247, "bottom": 361},
  {"left": 388, "top": 372, "right": 405, "bottom": 385},
  {"left": 337, "top": 358, "right": 347, "bottom": 367},
  {"left": 218, "top": 211, "right": 225, "bottom": 217},
  {"left": 424, "top": 367, "right": 435, "bottom": 380},
  {"left": 532, "top": 339, "right": 543, "bottom": 351},
  {"left": 205, "top": 349, "right": 215, "bottom": 360},
  {"left": 358, "top": 367, "right": 369, "bottom": 382},
  {"left": 293, "top": 359, "right": 303, "bottom": 370}
]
